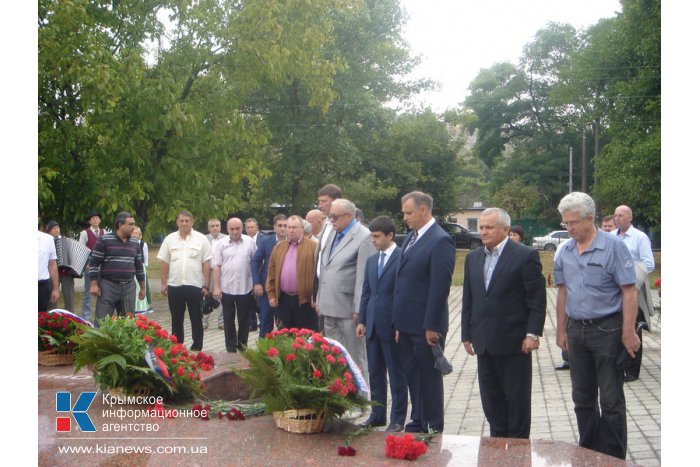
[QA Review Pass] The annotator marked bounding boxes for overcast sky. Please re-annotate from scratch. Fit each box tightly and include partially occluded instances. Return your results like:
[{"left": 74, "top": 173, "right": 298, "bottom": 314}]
[{"left": 398, "top": 0, "right": 621, "bottom": 112}]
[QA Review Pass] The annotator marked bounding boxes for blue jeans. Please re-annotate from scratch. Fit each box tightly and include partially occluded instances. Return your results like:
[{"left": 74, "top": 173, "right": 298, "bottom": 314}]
[{"left": 567, "top": 313, "right": 627, "bottom": 459}]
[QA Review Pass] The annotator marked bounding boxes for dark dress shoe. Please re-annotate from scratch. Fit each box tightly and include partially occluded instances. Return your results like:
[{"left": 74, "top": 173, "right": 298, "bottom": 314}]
[
  {"left": 385, "top": 423, "right": 403, "bottom": 432},
  {"left": 555, "top": 361, "right": 570, "bottom": 370},
  {"left": 624, "top": 372, "right": 639, "bottom": 382},
  {"left": 358, "top": 418, "right": 385, "bottom": 428},
  {"left": 404, "top": 421, "right": 424, "bottom": 433}
]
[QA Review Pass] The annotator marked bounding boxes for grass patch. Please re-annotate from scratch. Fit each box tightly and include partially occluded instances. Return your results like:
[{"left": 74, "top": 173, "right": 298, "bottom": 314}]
[{"left": 451, "top": 249, "right": 660, "bottom": 288}]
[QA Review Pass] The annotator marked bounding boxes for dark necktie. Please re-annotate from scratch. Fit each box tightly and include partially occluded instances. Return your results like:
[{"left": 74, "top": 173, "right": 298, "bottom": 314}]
[
  {"left": 329, "top": 232, "right": 344, "bottom": 257},
  {"left": 377, "top": 251, "right": 386, "bottom": 278},
  {"left": 403, "top": 232, "right": 417, "bottom": 254}
]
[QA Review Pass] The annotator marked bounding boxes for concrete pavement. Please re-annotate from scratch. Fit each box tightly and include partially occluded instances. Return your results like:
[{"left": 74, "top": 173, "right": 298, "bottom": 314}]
[{"left": 137, "top": 285, "right": 661, "bottom": 466}]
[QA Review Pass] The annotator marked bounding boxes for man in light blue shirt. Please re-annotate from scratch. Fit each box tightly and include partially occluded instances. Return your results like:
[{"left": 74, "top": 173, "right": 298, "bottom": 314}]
[
  {"left": 554, "top": 192, "right": 639, "bottom": 460},
  {"left": 614, "top": 205, "right": 656, "bottom": 382}
]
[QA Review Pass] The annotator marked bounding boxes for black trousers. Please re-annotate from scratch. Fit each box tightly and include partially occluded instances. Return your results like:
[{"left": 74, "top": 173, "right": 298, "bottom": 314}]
[
  {"left": 38, "top": 280, "right": 51, "bottom": 312},
  {"left": 168, "top": 285, "right": 203, "bottom": 351},
  {"left": 221, "top": 293, "right": 251, "bottom": 352},
  {"left": 397, "top": 332, "right": 444, "bottom": 432},
  {"left": 477, "top": 351, "right": 532, "bottom": 438},
  {"left": 277, "top": 293, "right": 319, "bottom": 331},
  {"left": 627, "top": 308, "right": 646, "bottom": 378}
]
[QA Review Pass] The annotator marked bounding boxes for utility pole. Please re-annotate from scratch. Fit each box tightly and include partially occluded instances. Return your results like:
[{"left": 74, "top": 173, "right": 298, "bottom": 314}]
[
  {"left": 581, "top": 128, "right": 587, "bottom": 193},
  {"left": 568, "top": 146, "right": 573, "bottom": 193},
  {"left": 593, "top": 119, "right": 600, "bottom": 189}
]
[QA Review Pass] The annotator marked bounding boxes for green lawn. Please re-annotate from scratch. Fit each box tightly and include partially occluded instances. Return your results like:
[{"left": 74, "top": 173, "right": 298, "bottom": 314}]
[{"left": 451, "top": 249, "right": 661, "bottom": 288}]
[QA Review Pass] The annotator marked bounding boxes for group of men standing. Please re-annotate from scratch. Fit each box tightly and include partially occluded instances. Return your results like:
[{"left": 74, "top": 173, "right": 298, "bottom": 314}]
[{"left": 38, "top": 187, "right": 656, "bottom": 462}]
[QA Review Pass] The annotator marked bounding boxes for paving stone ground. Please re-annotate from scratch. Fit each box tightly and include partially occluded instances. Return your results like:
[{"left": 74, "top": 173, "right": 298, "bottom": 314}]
[{"left": 79, "top": 279, "right": 661, "bottom": 466}]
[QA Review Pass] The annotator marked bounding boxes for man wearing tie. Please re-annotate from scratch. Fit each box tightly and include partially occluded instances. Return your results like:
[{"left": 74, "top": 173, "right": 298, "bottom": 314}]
[
  {"left": 356, "top": 216, "right": 407, "bottom": 432},
  {"left": 317, "top": 198, "right": 374, "bottom": 379},
  {"left": 313, "top": 184, "right": 343, "bottom": 329},
  {"left": 393, "top": 191, "right": 455, "bottom": 433},
  {"left": 461, "top": 207, "right": 546, "bottom": 438}
]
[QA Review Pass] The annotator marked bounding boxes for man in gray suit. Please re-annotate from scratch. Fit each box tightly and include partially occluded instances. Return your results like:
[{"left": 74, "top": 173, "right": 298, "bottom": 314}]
[{"left": 317, "top": 199, "right": 374, "bottom": 380}]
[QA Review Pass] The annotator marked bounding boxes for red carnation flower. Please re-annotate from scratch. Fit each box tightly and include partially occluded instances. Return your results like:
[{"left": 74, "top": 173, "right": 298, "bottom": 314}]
[
  {"left": 177, "top": 366, "right": 185, "bottom": 376},
  {"left": 313, "top": 369, "right": 322, "bottom": 379},
  {"left": 331, "top": 346, "right": 341, "bottom": 354},
  {"left": 267, "top": 347, "right": 279, "bottom": 358},
  {"left": 188, "top": 372, "right": 194, "bottom": 380},
  {"left": 338, "top": 357, "right": 347, "bottom": 366},
  {"left": 154, "top": 347, "right": 165, "bottom": 358},
  {"left": 325, "top": 354, "right": 336, "bottom": 364},
  {"left": 292, "top": 343, "right": 302, "bottom": 350},
  {"left": 286, "top": 354, "right": 296, "bottom": 362},
  {"left": 321, "top": 344, "right": 330, "bottom": 353},
  {"left": 169, "top": 335, "right": 178, "bottom": 343},
  {"left": 304, "top": 344, "right": 314, "bottom": 351},
  {"left": 171, "top": 358, "right": 178, "bottom": 365},
  {"left": 144, "top": 335, "right": 152, "bottom": 343}
]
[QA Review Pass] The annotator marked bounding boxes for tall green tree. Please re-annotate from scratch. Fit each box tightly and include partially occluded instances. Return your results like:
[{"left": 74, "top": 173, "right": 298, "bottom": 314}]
[
  {"left": 39, "top": 0, "right": 351, "bottom": 236},
  {"left": 249, "top": 0, "right": 426, "bottom": 217}
]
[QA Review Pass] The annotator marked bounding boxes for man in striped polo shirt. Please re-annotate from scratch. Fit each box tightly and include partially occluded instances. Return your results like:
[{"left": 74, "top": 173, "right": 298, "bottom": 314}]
[{"left": 88, "top": 211, "right": 146, "bottom": 324}]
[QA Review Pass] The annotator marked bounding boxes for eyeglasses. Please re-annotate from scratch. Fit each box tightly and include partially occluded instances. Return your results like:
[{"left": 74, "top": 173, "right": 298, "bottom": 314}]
[
  {"left": 560, "top": 220, "right": 581, "bottom": 228},
  {"left": 329, "top": 212, "right": 349, "bottom": 221}
]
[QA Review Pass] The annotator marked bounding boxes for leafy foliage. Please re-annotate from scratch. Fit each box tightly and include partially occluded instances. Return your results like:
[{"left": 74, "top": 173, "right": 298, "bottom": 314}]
[
  {"left": 72, "top": 314, "right": 212, "bottom": 401},
  {"left": 463, "top": 1, "right": 660, "bottom": 230},
  {"left": 235, "top": 328, "right": 370, "bottom": 418}
]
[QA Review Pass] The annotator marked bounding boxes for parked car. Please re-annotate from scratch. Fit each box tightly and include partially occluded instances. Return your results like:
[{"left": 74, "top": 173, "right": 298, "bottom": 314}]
[
  {"left": 532, "top": 230, "right": 570, "bottom": 251},
  {"left": 393, "top": 223, "right": 481, "bottom": 249},
  {"left": 439, "top": 222, "right": 482, "bottom": 249}
]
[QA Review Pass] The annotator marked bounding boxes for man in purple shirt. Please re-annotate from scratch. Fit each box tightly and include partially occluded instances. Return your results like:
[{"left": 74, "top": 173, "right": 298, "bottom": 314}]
[
  {"left": 266, "top": 216, "right": 318, "bottom": 330},
  {"left": 212, "top": 217, "right": 257, "bottom": 352}
]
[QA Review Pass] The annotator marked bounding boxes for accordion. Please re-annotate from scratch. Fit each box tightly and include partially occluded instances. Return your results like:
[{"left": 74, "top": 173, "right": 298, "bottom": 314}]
[{"left": 55, "top": 237, "right": 91, "bottom": 278}]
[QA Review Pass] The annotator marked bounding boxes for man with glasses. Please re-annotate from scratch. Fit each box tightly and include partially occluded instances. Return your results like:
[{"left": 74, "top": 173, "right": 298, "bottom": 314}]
[
  {"left": 554, "top": 192, "right": 638, "bottom": 460},
  {"left": 317, "top": 199, "right": 374, "bottom": 380},
  {"left": 88, "top": 212, "right": 146, "bottom": 323}
]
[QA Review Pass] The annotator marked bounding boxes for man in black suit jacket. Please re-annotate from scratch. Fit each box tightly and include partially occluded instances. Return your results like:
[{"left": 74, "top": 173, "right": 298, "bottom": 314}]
[
  {"left": 393, "top": 191, "right": 455, "bottom": 433},
  {"left": 251, "top": 214, "right": 286, "bottom": 337},
  {"left": 461, "top": 208, "right": 546, "bottom": 439},
  {"left": 357, "top": 216, "right": 408, "bottom": 432}
]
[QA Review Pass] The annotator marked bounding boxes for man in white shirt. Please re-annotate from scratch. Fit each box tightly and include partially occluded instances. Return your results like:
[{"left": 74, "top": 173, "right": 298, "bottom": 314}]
[
  {"left": 213, "top": 218, "right": 256, "bottom": 352},
  {"left": 614, "top": 205, "right": 656, "bottom": 382},
  {"left": 158, "top": 210, "right": 213, "bottom": 351},
  {"left": 78, "top": 210, "right": 104, "bottom": 320},
  {"left": 203, "top": 218, "right": 225, "bottom": 330},
  {"left": 244, "top": 218, "right": 262, "bottom": 332},
  {"left": 38, "top": 230, "right": 60, "bottom": 312}
]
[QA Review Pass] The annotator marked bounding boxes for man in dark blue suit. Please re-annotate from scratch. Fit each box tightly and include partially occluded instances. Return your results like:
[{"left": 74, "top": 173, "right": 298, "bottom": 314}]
[
  {"left": 356, "top": 216, "right": 408, "bottom": 432},
  {"left": 393, "top": 191, "right": 456, "bottom": 433},
  {"left": 245, "top": 218, "right": 265, "bottom": 332},
  {"left": 461, "top": 208, "right": 546, "bottom": 438},
  {"left": 251, "top": 214, "right": 286, "bottom": 337}
]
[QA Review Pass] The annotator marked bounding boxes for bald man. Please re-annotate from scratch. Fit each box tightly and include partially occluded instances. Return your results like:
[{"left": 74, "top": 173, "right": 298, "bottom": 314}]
[
  {"left": 212, "top": 217, "right": 257, "bottom": 352},
  {"left": 305, "top": 209, "right": 324, "bottom": 241},
  {"left": 613, "top": 205, "right": 655, "bottom": 382}
]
